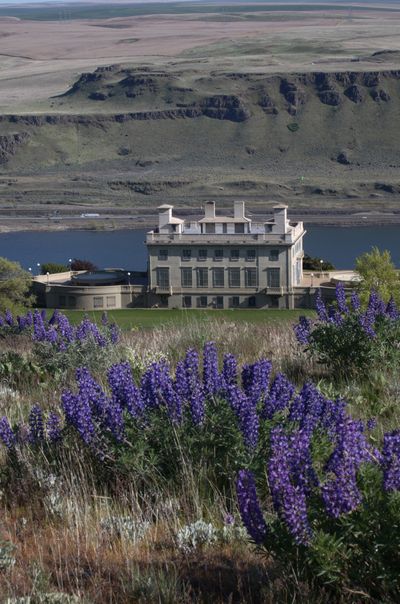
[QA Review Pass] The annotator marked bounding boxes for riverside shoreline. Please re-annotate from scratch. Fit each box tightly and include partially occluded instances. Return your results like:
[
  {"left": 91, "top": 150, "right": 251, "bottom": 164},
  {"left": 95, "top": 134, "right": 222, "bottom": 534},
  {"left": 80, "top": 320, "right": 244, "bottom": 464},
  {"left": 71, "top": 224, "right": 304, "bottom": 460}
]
[{"left": 1, "top": 210, "right": 400, "bottom": 233}]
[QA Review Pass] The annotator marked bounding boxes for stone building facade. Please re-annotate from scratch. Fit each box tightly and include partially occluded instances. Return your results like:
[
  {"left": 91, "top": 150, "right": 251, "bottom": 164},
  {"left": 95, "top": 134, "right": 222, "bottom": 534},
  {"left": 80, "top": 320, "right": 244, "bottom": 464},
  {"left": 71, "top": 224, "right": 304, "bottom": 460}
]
[{"left": 146, "top": 201, "right": 305, "bottom": 309}]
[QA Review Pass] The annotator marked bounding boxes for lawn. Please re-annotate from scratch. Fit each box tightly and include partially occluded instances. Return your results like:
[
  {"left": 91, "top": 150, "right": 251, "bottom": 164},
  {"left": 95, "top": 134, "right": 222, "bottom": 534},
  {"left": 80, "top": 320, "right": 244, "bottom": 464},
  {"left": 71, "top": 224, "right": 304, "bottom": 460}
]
[{"left": 52, "top": 308, "right": 314, "bottom": 330}]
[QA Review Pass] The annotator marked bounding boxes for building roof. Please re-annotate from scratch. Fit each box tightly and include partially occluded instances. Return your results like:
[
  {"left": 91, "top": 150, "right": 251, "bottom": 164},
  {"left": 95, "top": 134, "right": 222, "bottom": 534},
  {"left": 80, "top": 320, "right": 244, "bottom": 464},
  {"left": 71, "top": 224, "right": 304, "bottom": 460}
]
[
  {"left": 158, "top": 204, "right": 174, "bottom": 210},
  {"left": 166, "top": 217, "right": 185, "bottom": 224},
  {"left": 198, "top": 216, "right": 251, "bottom": 224}
]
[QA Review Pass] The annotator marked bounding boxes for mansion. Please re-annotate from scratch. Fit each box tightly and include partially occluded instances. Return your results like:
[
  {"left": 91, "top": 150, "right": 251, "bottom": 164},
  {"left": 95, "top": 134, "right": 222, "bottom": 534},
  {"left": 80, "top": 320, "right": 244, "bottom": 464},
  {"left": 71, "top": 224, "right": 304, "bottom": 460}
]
[
  {"left": 146, "top": 202, "right": 305, "bottom": 309},
  {"left": 33, "top": 201, "right": 355, "bottom": 311}
]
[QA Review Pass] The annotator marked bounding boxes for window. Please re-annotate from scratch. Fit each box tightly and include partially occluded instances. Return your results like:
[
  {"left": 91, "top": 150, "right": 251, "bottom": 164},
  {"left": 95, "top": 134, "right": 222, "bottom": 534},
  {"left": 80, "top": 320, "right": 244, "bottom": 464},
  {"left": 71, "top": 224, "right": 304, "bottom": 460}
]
[
  {"left": 245, "top": 267, "right": 257, "bottom": 287},
  {"left": 230, "top": 296, "right": 240, "bottom": 308},
  {"left": 68, "top": 296, "right": 77, "bottom": 307},
  {"left": 230, "top": 249, "right": 239, "bottom": 261},
  {"left": 234, "top": 223, "right": 245, "bottom": 234},
  {"left": 156, "top": 267, "right": 169, "bottom": 288},
  {"left": 205, "top": 223, "right": 215, "bottom": 234},
  {"left": 183, "top": 296, "right": 192, "bottom": 308},
  {"left": 158, "top": 249, "right": 168, "bottom": 261},
  {"left": 215, "top": 296, "right": 224, "bottom": 309},
  {"left": 182, "top": 249, "right": 191, "bottom": 261},
  {"left": 213, "top": 267, "right": 224, "bottom": 287},
  {"left": 197, "top": 268, "right": 208, "bottom": 288},
  {"left": 93, "top": 296, "right": 104, "bottom": 309},
  {"left": 223, "top": 223, "right": 228, "bottom": 234},
  {"left": 229, "top": 268, "right": 241, "bottom": 288},
  {"left": 197, "top": 296, "right": 207, "bottom": 308},
  {"left": 198, "top": 249, "right": 207, "bottom": 261},
  {"left": 58, "top": 295, "right": 66, "bottom": 307},
  {"left": 246, "top": 249, "right": 256, "bottom": 262},
  {"left": 181, "top": 267, "right": 192, "bottom": 287},
  {"left": 106, "top": 296, "right": 116, "bottom": 308},
  {"left": 269, "top": 249, "right": 279, "bottom": 261},
  {"left": 248, "top": 296, "right": 256, "bottom": 307},
  {"left": 267, "top": 268, "right": 280, "bottom": 288},
  {"left": 214, "top": 249, "right": 223, "bottom": 261}
]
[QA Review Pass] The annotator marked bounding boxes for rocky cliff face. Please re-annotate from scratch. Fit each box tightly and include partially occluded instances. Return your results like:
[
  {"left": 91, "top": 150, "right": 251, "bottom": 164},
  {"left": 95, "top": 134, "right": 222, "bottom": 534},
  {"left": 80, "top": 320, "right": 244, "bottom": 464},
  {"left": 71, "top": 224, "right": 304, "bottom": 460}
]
[{"left": 1, "top": 65, "right": 400, "bottom": 210}]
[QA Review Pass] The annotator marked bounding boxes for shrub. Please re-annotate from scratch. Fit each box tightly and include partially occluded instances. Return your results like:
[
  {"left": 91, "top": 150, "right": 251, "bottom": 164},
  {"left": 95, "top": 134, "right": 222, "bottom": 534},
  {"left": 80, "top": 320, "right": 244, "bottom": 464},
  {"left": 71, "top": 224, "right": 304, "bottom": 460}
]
[{"left": 294, "top": 284, "right": 400, "bottom": 375}]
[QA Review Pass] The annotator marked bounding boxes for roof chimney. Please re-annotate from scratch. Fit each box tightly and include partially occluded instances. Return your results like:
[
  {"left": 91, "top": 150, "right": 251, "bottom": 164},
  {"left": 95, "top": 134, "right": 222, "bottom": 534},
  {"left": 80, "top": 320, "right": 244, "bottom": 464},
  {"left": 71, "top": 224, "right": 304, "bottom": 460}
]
[
  {"left": 234, "top": 201, "right": 245, "bottom": 220},
  {"left": 158, "top": 204, "right": 173, "bottom": 229},
  {"left": 204, "top": 201, "right": 216, "bottom": 219},
  {"left": 273, "top": 204, "right": 288, "bottom": 234}
]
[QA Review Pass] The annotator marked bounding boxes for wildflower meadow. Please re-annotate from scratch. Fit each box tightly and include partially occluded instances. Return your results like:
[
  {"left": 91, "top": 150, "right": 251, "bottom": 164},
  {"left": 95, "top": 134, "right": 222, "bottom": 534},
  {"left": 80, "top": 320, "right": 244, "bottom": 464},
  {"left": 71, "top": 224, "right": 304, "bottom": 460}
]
[{"left": 0, "top": 291, "right": 399, "bottom": 602}]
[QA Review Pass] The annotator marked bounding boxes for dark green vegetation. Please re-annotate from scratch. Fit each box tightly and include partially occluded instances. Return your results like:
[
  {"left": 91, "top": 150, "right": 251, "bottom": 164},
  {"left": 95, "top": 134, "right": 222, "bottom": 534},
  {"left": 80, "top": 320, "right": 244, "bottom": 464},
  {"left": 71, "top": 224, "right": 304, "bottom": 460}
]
[{"left": 0, "top": 2, "right": 398, "bottom": 21}]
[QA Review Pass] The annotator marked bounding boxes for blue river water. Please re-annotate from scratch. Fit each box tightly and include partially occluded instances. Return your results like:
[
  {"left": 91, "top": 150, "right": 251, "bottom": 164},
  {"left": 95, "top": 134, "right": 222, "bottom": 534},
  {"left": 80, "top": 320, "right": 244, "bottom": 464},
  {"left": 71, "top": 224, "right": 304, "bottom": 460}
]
[{"left": 0, "top": 225, "right": 399, "bottom": 272}]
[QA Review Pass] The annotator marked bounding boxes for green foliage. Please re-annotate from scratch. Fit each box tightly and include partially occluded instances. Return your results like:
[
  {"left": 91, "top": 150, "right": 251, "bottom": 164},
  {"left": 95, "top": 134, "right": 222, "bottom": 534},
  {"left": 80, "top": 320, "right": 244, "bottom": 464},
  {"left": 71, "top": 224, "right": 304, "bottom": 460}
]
[
  {"left": 303, "top": 254, "right": 335, "bottom": 271},
  {"left": 356, "top": 247, "right": 400, "bottom": 305},
  {"left": 70, "top": 258, "right": 97, "bottom": 271},
  {"left": 0, "top": 257, "right": 35, "bottom": 312},
  {"left": 41, "top": 262, "right": 69, "bottom": 275}
]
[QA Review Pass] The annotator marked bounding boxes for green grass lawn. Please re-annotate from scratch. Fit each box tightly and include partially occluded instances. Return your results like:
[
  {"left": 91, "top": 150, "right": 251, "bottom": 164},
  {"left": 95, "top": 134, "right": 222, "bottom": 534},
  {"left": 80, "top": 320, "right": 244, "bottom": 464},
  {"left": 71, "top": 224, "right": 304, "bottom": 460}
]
[{"left": 49, "top": 308, "right": 314, "bottom": 330}]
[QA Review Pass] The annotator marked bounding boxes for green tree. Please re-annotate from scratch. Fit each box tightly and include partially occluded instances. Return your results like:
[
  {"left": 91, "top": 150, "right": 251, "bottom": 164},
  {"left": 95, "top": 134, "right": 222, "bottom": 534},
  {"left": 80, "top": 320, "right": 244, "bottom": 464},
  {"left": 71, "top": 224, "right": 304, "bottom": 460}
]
[
  {"left": 355, "top": 247, "right": 400, "bottom": 305},
  {"left": 0, "top": 257, "right": 35, "bottom": 312},
  {"left": 41, "top": 262, "right": 68, "bottom": 275}
]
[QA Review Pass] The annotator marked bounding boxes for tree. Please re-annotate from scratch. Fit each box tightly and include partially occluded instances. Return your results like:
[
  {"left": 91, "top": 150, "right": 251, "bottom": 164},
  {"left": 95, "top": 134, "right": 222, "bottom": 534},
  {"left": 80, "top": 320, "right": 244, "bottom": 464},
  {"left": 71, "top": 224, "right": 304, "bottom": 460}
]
[
  {"left": 303, "top": 254, "right": 335, "bottom": 271},
  {"left": 0, "top": 257, "right": 35, "bottom": 312},
  {"left": 355, "top": 247, "right": 400, "bottom": 305},
  {"left": 41, "top": 262, "right": 69, "bottom": 275},
  {"left": 70, "top": 259, "right": 98, "bottom": 272}
]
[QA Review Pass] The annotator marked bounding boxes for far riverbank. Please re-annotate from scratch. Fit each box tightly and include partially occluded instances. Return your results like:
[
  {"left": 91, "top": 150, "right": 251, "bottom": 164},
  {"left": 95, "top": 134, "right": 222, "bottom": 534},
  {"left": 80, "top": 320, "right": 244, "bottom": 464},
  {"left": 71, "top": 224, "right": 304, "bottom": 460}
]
[{"left": 1, "top": 209, "right": 400, "bottom": 234}]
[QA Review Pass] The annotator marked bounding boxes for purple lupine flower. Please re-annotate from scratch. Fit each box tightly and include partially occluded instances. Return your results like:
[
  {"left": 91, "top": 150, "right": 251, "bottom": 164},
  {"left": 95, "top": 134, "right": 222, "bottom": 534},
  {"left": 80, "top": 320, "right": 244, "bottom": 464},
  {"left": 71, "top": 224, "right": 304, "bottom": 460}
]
[
  {"left": 289, "top": 382, "right": 326, "bottom": 433},
  {"left": 108, "top": 362, "right": 144, "bottom": 418},
  {"left": 359, "top": 306, "right": 376, "bottom": 338},
  {"left": 25, "top": 311, "right": 33, "bottom": 327},
  {"left": 268, "top": 427, "right": 312, "bottom": 545},
  {"left": 5, "top": 309, "right": 14, "bottom": 327},
  {"left": 28, "top": 405, "right": 44, "bottom": 443},
  {"left": 242, "top": 360, "right": 271, "bottom": 403},
  {"left": 328, "top": 304, "right": 343, "bottom": 326},
  {"left": 261, "top": 373, "right": 295, "bottom": 420},
  {"left": 104, "top": 398, "right": 125, "bottom": 442},
  {"left": 335, "top": 282, "right": 348, "bottom": 314},
  {"left": 109, "top": 323, "right": 119, "bottom": 344},
  {"left": 321, "top": 417, "right": 371, "bottom": 517},
  {"left": 294, "top": 316, "right": 312, "bottom": 345},
  {"left": 385, "top": 296, "right": 399, "bottom": 320},
  {"left": 0, "top": 316, "right": 4, "bottom": 327},
  {"left": 48, "top": 309, "right": 60, "bottom": 326},
  {"left": 32, "top": 309, "right": 47, "bottom": 342},
  {"left": 315, "top": 290, "right": 328, "bottom": 322},
  {"left": 61, "top": 388, "right": 95, "bottom": 445},
  {"left": 56, "top": 313, "right": 74, "bottom": 343},
  {"left": 224, "top": 383, "right": 259, "bottom": 449},
  {"left": 0, "top": 416, "right": 16, "bottom": 449},
  {"left": 367, "top": 290, "right": 386, "bottom": 318},
  {"left": 221, "top": 353, "right": 238, "bottom": 388},
  {"left": 236, "top": 470, "right": 268, "bottom": 544},
  {"left": 40, "top": 309, "right": 47, "bottom": 321},
  {"left": 202, "top": 341, "right": 221, "bottom": 397},
  {"left": 184, "top": 349, "right": 205, "bottom": 425},
  {"left": 46, "top": 412, "right": 62, "bottom": 443},
  {"left": 381, "top": 430, "right": 400, "bottom": 492},
  {"left": 350, "top": 290, "right": 361, "bottom": 312},
  {"left": 17, "top": 315, "right": 26, "bottom": 331}
]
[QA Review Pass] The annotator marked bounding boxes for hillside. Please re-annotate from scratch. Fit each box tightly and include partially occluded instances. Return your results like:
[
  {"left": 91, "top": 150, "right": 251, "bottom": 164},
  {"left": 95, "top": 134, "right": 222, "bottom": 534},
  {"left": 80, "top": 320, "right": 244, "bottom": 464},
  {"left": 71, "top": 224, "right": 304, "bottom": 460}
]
[{"left": 1, "top": 63, "right": 400, "bottom": 216}]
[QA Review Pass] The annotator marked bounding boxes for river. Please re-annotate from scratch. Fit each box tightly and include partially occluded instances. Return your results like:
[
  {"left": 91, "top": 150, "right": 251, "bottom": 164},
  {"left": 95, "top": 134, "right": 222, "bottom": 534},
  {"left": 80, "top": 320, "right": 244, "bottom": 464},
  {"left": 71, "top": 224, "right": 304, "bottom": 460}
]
[{"left": 0, "top": 225, "right": 399, "bottom": 272}]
